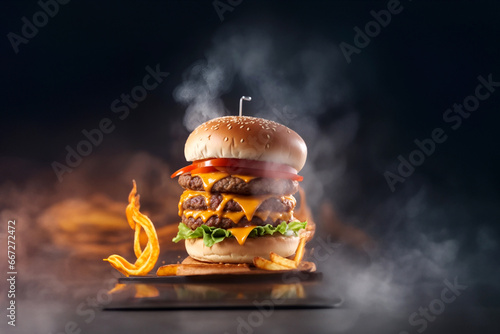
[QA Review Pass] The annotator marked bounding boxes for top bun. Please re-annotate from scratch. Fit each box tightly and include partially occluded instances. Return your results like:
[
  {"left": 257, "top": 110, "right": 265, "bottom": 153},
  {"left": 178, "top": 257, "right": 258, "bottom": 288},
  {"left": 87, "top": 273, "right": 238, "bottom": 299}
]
[{"left": 185, "top": 116, "right": 307, "bottom": 171}]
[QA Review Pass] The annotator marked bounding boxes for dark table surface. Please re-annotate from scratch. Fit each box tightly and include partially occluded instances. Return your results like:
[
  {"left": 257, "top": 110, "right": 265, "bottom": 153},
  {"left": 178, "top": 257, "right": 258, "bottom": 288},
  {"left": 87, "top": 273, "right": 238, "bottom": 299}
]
[
  {"left": 4, "top": 253, "right": 499, "bottom": 334},
  {"left": 7, "top": 286, "right": 499, "bottom": 334}
]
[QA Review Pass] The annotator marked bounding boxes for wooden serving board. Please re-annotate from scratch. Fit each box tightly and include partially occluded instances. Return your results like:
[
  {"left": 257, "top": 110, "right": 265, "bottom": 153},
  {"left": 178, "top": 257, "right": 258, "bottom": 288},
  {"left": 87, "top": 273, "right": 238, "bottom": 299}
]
[
  {"left": 168, "top": 256, "right": 316, "bottom": 276},
  {"left": 120, "top": 257, "right": 321, "bottom": 285}
]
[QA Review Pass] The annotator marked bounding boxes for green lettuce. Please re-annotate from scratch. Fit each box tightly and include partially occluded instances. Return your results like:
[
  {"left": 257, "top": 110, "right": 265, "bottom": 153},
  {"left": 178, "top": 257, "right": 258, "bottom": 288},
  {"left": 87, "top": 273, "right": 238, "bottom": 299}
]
[{"left": 172, "top": 221, "right": 307, "bottom": 247}]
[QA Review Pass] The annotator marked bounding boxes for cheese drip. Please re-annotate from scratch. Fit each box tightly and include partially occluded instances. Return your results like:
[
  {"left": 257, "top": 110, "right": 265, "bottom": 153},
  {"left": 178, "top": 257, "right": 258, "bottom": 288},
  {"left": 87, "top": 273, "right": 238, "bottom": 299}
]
[
  {"left": 193, "top": 173, "right": 257, "bottom": 192},
  {"left": 178, "top": 190, "right": 295, "bottom": 224},
  {"left": 228, "top": 226, "right": 257, "bottom": 245},
  {"left": 194, "top": 172, "right": 229, "bottom": 192}
]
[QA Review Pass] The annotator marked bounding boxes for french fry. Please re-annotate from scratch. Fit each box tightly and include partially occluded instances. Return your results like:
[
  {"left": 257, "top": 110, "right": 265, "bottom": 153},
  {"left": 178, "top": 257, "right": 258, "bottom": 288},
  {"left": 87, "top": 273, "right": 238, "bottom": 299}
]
[
  {"left": 253, "top": 256, "right": 290, "bottom": 271},
  {"left": 269, "top": 252, "right": 297, "bottom": 269},
  {"left": 156, "top": 264, "right": 180, "bottom": 276},
  {"left": 104, "top": 181, "right": 160, "bottom": 276},
  {"left": 294, "top": 235, "right": 306, "bottom": 266}
]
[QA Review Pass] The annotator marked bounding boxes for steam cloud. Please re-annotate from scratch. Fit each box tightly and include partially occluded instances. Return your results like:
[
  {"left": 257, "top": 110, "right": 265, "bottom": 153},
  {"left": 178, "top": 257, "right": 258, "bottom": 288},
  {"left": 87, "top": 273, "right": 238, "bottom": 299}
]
[
  {"left": 172, "top": 23, "right": 498, "bottom": 328},
  {"left": 173, "top": 24, "right": 357, "bottom": 207},
  {"left": 1, "top": 21, "right": 497, "bottom": 334},
  {"left": 174, "top": 26, "right": 350, "bottom": 130}
]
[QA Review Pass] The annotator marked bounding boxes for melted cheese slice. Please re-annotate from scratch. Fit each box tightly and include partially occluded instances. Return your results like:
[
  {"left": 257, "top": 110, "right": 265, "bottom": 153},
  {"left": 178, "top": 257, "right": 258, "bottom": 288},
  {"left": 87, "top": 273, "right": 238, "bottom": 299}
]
[
  {"left": 195, "top": 172, "right": 229, "bottom": 191},
  {"left": 179, "top": 190, "right": 294, "bottom": 223},
  {"left": 231, "top": 174, "right": 257, "bottom": 183},
  {"left": 228, "top": 226, "right": 257, "bottom": 245},
  {"left": 193, "top": 173, "right": 257, "bottom": 192},
  {"left": 180, "top": 173, "right": 294, "bottom": 245}
]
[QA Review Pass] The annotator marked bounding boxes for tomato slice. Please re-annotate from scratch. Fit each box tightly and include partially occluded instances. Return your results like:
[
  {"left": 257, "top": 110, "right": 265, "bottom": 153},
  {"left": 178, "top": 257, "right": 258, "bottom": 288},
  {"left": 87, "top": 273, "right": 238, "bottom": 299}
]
[
  {"left": 170, "top": 164, "right": 196, "bottom": 178},
  {"left": 190, "top": 166, "right": 219, "bottom": 174},
  {"left": 171, "top": 158, "right": 303, "bottom": 181},
  {"left": 195, "top": 158, "right": 298, "bottom": 175}
]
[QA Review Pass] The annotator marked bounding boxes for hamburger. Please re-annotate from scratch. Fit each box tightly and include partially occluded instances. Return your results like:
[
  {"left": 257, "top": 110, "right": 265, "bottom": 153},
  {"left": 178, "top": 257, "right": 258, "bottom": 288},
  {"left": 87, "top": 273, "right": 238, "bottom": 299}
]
[{"left": 171, "top": 115, "right": 308, "bottom": 263}]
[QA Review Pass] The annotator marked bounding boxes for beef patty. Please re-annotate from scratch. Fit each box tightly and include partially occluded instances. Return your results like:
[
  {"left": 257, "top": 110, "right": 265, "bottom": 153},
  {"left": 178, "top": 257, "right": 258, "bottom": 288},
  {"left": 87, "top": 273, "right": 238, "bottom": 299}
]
[
  {"left": 178, "top": 173, "right": 298, "bottom": 195},
  {"left": 181, "top": 194, "right": 295, "bottom": 213},
  {"left": 182, "top": 214, "right": 291, "bottom": 230}
]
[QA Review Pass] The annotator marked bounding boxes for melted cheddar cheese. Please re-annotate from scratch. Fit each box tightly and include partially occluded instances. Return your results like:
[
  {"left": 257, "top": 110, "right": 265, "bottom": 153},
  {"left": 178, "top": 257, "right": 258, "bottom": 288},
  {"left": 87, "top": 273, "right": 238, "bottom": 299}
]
[
  {"left": 181, "top": 173, "right": 295, "bottom": 245},
  {"left": 228, "top": 226, "right": 257, "bottom": 245},
  {"left": 178, "top": 190, "right": 294, "bottom": 223},
  {"left": 193, "top": 172, "right": 257, "bottom": 192},
  {"left": 194, "top": 172, "right": 231, "bottom": 191}
]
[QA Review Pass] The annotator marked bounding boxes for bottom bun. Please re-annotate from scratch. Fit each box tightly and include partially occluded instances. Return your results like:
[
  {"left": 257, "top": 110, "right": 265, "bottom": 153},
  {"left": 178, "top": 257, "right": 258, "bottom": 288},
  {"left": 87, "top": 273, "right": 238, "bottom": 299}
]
[{"left": 185, "top": 235, "right": 300, "bottom": 264}]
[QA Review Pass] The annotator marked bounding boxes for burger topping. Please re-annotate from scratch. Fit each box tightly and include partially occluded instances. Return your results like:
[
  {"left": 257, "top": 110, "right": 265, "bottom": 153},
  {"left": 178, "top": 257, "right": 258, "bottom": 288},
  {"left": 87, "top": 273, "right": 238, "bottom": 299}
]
[
  {"left": 178, "top": 190, "right": 295, "bottom": 223},
  {"left": 171, "top": 158, "right": 303, "bottom": 181},
  {"left": 178, "top": 173, "right": 299, "bottom": 195},
  {"left": 184, "top": 172, "right": 258, "bottom": 192},
  {"left": 227, "top": 226, "right": 257, "bottom": 245},
  {"left": 192, "top": 172, "right": 257, "bottom": 192},
  {"left": 182, "top": 211, "right": 293, "bottom": 228},
  {"left": 231, "top": 174, "right": 256, "bottom": 183},
  {"left": 172, "top": 220, "right": 307, "bottom": 247},
  {"left": 181, "top": 192, "right": 295, "bottom": 213},
  {"left": 194, "top": 172, "right": 231, "bottom": 192}
]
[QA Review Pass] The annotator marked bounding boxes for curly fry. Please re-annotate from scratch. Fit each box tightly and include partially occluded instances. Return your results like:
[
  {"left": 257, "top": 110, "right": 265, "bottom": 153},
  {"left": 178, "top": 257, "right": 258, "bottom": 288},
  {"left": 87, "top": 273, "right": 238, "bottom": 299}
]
[
  {"left": 133, "top": 223, "right": 142, "bottom": 259},
  {"left": 103, "top": 180, "right": 160, "bottom": 276}
]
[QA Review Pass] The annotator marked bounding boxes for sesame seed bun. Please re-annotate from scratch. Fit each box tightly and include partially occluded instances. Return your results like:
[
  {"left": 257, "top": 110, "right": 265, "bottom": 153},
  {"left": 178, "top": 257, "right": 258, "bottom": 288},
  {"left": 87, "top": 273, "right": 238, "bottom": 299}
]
[{"left": 184, "top": 116, "right": 307, "bottom": 171}]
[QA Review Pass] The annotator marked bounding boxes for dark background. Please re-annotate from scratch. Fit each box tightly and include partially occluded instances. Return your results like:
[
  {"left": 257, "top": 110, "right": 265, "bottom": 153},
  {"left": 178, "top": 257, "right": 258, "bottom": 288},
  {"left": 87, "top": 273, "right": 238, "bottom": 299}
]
[
  {"left": 1, "top": 1, "right": 500, "bottom": 333},
  {"left": 2, "top": 0, "right": 500, "bottom": 174}
]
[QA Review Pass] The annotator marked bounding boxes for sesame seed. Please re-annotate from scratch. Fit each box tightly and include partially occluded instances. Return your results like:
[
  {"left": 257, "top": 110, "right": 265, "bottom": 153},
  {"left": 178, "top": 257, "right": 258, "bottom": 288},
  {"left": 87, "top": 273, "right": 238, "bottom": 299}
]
[
  {"left": 240, "top": 139, "right": 244, "bottom": 143},
  {"left": 266, "top": 134, "right": 271, "bottom": 139},
  {"left": 246, "top": 127, "right": 250, "bottom": 131},
  {"left": 224, "top": 137, "right": 228, "bottom": 141},
  {"left": 266, "top": 144, "right": 270, "bottom": 149},
  {"left": 240, "top": 125, "right": 244, "bottom": 128},
  {"left": 287, "top": 130, "right": 291, "bottom": 133}
]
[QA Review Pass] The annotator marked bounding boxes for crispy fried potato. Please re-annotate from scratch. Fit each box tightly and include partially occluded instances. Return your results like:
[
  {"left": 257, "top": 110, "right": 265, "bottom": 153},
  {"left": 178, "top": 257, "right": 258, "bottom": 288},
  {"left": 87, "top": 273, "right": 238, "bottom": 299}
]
[
  {"left": 253, "top": 256, "right": 290, "bottom": 271},
  {"left": 156, "top": 264, "right": 180, "bottom": 276},
  {"left": 104, "top": 181, "right": 160, "bottom": 276},
  {"left": 294, "top": 235, "right": 306, "bottom": 265},
  {"left": 269, "top": 252, "right": 297, "bottom": 269}
]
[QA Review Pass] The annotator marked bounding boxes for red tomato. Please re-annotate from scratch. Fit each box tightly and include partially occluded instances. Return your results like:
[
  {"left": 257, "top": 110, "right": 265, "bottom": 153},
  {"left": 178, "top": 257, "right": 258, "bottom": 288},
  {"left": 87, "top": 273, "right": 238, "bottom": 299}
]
[
  {"left": 195, "top": 158, "right": 298, "bottom": 174},
  {"left": 190, "top": 166, "right": 219, "bottom": 174},
  {"left": 170, "top": 164, "right": 196, "bottom": 178},
  {"left": 171, "top": 158, "right": 303, "bottom": 181}
]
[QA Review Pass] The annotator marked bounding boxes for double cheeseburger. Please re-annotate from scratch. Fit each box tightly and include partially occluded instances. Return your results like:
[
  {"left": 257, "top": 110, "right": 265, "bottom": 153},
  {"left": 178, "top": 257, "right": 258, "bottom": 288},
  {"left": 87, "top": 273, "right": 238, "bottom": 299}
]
[{"left": 171, "top": 116, "right": 308, "bottom": 263}]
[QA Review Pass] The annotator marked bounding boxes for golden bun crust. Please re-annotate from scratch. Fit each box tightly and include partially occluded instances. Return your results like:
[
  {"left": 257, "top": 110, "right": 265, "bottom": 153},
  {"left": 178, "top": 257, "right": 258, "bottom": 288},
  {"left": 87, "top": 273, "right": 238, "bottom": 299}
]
[
  {"left": 184, "top": 116, "right": 307, "bottom": 171},
  {"left": 185, "top": 235, "right": 300, "bottom": 264}
]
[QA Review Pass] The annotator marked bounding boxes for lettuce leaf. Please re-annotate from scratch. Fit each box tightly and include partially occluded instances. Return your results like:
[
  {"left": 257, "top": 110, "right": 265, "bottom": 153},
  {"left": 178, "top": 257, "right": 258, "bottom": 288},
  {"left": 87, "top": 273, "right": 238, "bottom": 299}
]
[{"left": 172, "top": 221, "right": 307, "bottom": 247}]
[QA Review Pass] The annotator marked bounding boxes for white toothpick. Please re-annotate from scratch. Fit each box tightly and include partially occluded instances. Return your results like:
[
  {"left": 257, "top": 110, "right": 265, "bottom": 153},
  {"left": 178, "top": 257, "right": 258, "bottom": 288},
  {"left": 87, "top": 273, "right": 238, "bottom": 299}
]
[{"left": 239, "top": 96, "right": 252, "bottom": 116}]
